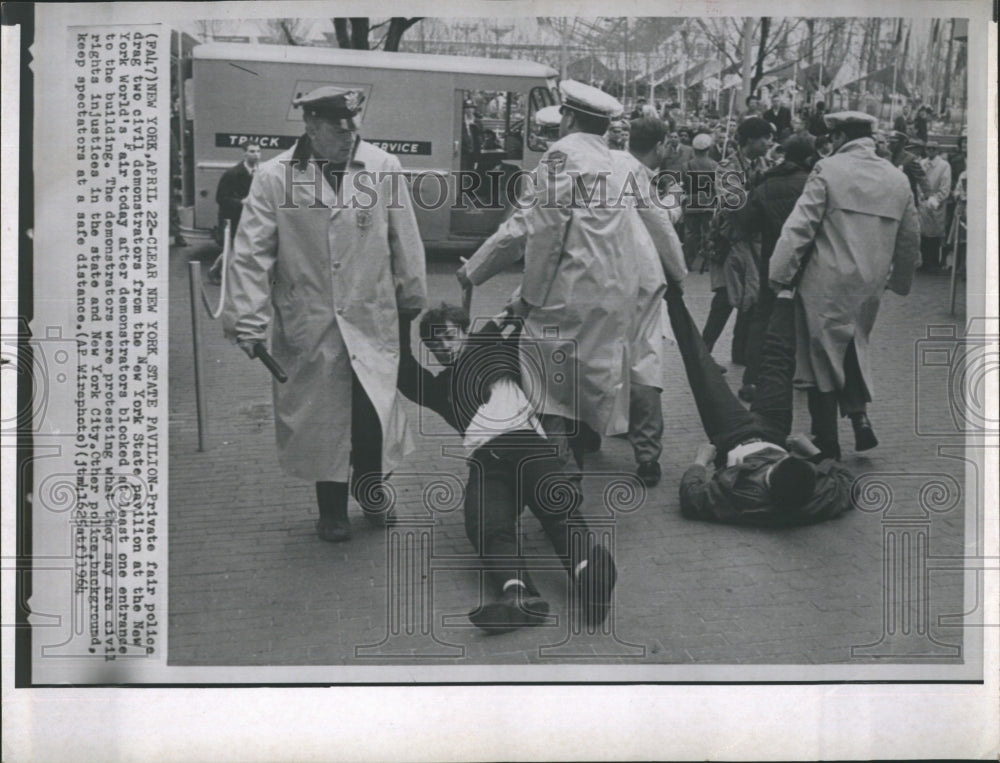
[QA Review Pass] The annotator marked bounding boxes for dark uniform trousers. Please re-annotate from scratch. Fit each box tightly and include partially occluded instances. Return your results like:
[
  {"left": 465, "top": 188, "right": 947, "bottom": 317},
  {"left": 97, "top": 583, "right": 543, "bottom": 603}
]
[
  {"left": 628, "top": 383, "right": 663, "bottom": 465},
  {"left": 315, "top": 372, "right": 384, "bottom": 514}
]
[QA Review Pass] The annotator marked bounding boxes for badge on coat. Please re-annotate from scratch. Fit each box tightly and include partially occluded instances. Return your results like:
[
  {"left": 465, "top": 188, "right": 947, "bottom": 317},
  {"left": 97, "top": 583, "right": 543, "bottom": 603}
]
[
  {"left": 356, "top": 209, "right": 372, "bottom": 229},
  {"left": 543, "top": 151, "right": 567, "bottom": 174}
]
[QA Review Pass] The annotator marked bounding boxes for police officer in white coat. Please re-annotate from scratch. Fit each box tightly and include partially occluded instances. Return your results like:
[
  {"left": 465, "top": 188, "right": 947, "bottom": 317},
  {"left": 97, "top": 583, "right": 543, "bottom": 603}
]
[
  {"left": 226, "top": 86, "right": 427, "bottom": 542},
  {"left": 457, "top": 81, "right": 649, "bottom": 473},
  {"left": 769, "top": 111, "right": 919, "bottom": 460}
]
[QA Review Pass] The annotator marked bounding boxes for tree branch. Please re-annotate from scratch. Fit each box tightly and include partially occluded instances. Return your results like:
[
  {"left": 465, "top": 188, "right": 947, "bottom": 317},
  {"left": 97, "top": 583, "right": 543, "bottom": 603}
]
[{"left": 332, "top": 18, "right": 351, "bottom": 49}]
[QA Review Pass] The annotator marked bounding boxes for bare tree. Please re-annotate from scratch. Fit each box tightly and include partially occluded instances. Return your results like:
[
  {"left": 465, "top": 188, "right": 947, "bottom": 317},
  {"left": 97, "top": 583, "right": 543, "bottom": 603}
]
[
  {"left": 257, "top": 18, "right": 312, "bottom": 45},
  {"left": 384, "top": 18, "right": 424, "bottom": 52},
  {"left": 331, "top": 17, "right": 423, "bottom": 51}
]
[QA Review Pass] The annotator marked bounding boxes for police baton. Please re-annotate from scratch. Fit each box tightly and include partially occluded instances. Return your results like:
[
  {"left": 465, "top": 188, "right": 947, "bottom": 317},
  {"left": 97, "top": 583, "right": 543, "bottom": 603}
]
[
  {"left": 459, "top": 256, "right": 473, "bottom": 316},
  {"left": 251, "top": 342, "right": 288, "bottom": 383}
]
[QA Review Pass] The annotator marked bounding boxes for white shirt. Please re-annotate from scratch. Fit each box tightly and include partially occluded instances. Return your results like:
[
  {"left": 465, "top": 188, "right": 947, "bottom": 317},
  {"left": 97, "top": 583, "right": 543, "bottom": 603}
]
[
  {"left": 726, "top": 440, "right": 786, "bottom": 467},
  {"left": 462, "top": 377, "right": 546, "bottom": 456}
]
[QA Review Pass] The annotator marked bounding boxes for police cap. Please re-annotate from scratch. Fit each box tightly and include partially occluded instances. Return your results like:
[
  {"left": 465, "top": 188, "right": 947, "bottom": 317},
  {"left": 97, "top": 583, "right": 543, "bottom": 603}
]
[
  {"left": 558, "top": 80, "right": 624, "bottom": 119},
  {"left": 823, "top": 110, "right": 878, "bottom": 130},
  {"left": 692, "top": 133, "right": 713, "bottom": 150},
  {"left": 534, "top": 105, "right": 562, "bottom": 127},
  {"left": 294, "top": 86, "right": 365, "bottom": 128}
]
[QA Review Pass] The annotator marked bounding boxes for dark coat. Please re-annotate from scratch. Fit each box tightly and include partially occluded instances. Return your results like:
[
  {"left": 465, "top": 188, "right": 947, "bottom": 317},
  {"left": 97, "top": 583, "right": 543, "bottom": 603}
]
[
  {"left": 215, "top": 161, "right": 254, "bottom": 231},
  {"left": 680, "top": 450, "right": 854, "bottom": 526},
  {"left": 891, "top": 147, "right": 927, "bottom": 202},
  {"left": 807, "top": 112, "right": 829, "bottom": 137},
  {"left": 762, "top": 106, "right": 792, "bottom": 138},
  {"left": 739, "top": 160, "right": 810, "bottom": 280},
  {"left": 770, "top": 139, "right": 920, "bottom": 396},
  {"left": 460, "top": 119, "right": 484, "bottom": 171},
  {"left": 660, "top": 143, "right": 694, "bottom": 176}
]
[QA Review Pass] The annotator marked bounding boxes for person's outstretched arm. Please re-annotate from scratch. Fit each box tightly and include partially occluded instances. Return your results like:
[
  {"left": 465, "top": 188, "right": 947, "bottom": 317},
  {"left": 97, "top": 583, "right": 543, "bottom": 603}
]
[{"left": 396, "top": 318, "right": 458, "bottom": 431}]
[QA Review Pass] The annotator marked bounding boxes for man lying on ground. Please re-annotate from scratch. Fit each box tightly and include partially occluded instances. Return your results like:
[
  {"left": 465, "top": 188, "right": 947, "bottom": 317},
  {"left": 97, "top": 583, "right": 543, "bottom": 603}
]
[
  {"left": 396, "top": 304, "right": 617, "bottom": 633},
  {"left": 665, "top": 287, "right": 855, "bottom": 525}
]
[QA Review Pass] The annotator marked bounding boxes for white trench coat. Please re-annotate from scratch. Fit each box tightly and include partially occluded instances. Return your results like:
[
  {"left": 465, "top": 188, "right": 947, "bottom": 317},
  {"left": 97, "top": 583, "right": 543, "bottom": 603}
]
[
  {"left": 463, "top": 132, "right": 664, "bottom": 435},
  {"left": 611, "top": 150, "right": 687, "bottom": 388},
  {"left": 225, "top": 139, "right": 426, "bottom": 481},
  {"left": 769, "top": 138, "right": 919, "bottom": 396}
]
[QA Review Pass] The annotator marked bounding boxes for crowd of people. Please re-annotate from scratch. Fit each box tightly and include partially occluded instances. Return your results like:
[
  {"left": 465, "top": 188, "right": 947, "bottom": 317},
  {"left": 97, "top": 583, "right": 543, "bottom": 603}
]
[{"left": 218, "top": 79, "right": 958, "bottom": 637}]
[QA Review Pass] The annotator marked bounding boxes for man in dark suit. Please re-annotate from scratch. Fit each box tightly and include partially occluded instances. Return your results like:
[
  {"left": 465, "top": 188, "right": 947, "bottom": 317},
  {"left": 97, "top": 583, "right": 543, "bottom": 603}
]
[
  {"left": 216, "top": 140, "right": 260, "bottom": 244},
  {"left": 762, "top": 97, "right": 792, "bottom": 140},
  {"left": 807, "top": 101, "right": 828, "bottom": 137},
  {"left": 660, "top": 128, "right": 694, "bottom": 176},
  {"left": 460, "top": 99, "right": 483, "bottom": 172}
]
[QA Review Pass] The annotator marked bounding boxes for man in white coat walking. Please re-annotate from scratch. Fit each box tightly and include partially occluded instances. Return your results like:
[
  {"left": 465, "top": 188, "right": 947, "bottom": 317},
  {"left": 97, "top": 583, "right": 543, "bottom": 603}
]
[
  {"left": 226, "top": 86, "right": 427, "bottom": 542},
  {"left": 769, "top": 111, "right": 919, "bottom": 460},
  {"left": 917, "top": 140, "right": 953, "bottom": 273},
  {"left": 457, "top": 81, "right": 648, "bottom": 467}
]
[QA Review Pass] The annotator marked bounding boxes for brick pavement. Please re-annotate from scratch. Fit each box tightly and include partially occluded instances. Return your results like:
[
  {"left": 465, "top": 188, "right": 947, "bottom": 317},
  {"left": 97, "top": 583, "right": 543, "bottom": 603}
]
[{"left": 168, "top": 244, "right": 971, "bottom": 667}]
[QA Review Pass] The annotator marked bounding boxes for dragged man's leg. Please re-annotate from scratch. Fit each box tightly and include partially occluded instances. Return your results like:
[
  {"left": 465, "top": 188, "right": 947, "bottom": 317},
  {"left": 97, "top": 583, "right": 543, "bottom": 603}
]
[
  {"left": 749, "top": 293, "right": 797, "bottom": 443},
  {"left": 665, "top": 289, "right": 757, "bottom": 454}
]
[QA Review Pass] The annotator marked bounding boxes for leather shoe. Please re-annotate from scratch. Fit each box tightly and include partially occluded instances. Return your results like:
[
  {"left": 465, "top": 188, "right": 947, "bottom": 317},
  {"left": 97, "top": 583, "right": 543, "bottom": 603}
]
[
  {"left": 851, "top": 413, "right": 879, "bottom": 451},
  {"left": 636, "top": 461, "right": 661, "bottom": 488},
  {"left": 468, "top": 589, "right": 550, "bottom": 634}
]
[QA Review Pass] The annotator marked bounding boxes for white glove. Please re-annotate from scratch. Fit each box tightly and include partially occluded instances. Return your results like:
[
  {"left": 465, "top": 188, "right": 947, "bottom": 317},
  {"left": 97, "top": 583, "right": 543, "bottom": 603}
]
[{"left": 926, "top": 196, "right": 940, "bottom": 211}]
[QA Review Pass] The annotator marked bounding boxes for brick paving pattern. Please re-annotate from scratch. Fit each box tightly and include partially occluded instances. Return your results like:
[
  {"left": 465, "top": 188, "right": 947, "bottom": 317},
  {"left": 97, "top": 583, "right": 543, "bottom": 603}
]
[{"left": 169, "top": 243, "right": 972, "bottom": 667}]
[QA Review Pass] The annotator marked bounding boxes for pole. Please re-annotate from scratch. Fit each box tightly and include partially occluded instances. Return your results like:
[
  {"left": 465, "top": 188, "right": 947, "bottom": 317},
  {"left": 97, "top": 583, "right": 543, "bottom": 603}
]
[
  {"left": 721, "top": 86, "right": 736, "bottom": 158},
  {"left": 187, "top": 261, "right": 209, "bottom": 452},
  {"left": 948, "top": 198, "right": 963, "bottom": 315},
  {"left": 740, "top": 17, "right": 753, "bottom": 107},
  {"left": 889, "top": 61, "right": 898, "bottom": 122},
  {"left": 647, "top": 51, "right": 654, "bottom": 104},
  {"left": 623, "top": 17, "right": 629, "bottom": 106},
  {"left": 559, "top": 18, "right": 567, "bottom": 81},
  {"left": 680, "top": 61, "right": 686, "bottom": 114}
]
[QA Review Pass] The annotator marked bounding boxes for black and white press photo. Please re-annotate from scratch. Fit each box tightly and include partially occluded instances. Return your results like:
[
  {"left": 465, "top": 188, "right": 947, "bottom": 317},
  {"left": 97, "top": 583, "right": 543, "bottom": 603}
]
[{"left": 5, "top": 1, "right": 997, "bottom": 760}]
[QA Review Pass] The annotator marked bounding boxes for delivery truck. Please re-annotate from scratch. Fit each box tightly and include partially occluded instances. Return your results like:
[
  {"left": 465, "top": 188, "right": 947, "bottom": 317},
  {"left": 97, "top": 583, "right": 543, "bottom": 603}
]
[{"left": 180, "top": 42, "right": 559, "bottom": 250}]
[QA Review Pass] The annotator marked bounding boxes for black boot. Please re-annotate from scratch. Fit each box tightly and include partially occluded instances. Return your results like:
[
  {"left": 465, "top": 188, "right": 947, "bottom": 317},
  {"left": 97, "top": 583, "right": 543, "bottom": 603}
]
[
  {"left": 807, "top": 388, "right": 841, "bottom": 461},
  {"left": 315, "top": 482, "right": 351, "bottom": 542},
  {"left": 351, "top": 472, "right": 392, "bottom": 527},
  {"left": 850, "top": 412, "right": 879, "bottom": 451}
]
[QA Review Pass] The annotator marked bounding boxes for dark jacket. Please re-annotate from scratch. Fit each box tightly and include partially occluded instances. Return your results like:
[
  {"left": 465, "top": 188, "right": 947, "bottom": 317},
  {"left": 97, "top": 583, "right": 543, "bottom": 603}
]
[
  {"left": 215, "top": 161, "right": 254, "bottom": 227},
  {"left": 891, "top": 147, "right": 927, "bottom": 202},
  {"left": 682, "top": 153, "right": 720, "bottom": 213},
  {"left": 679, "top": 448, "right": 854, "bottom": 526},
  {"left": 739, "top": 160, "right": 810, "bottom": 278},
  {"left": 660, "top": 143, "right": 694, "bottom": 176},
  {"left": 807, "top": 112, "right": 829, "bottom": 137},
  {"left": 948, "top": 151, "right": 966, "bottom": 191},
  {"left": 762, "top": 106, "right": 792, "bottom": 138},
  {"left": 397, "top": 319, "right": 522, "bottom": 436}
]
